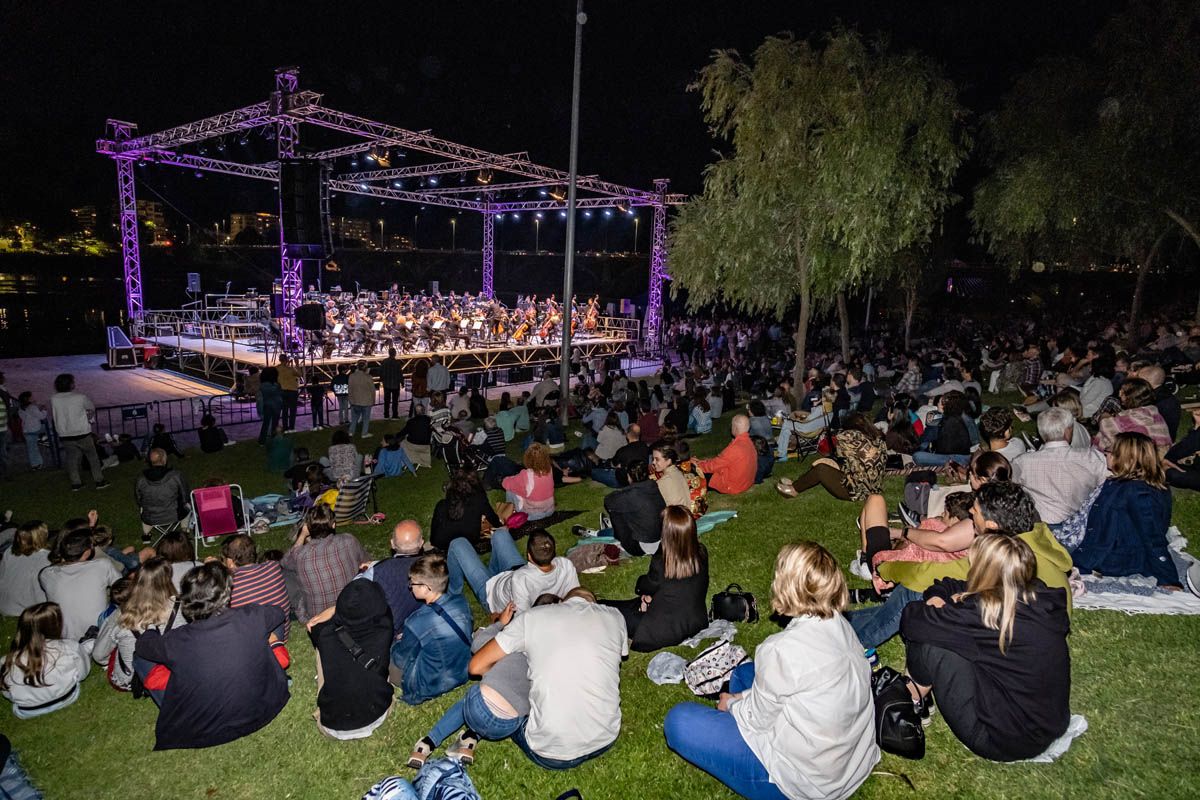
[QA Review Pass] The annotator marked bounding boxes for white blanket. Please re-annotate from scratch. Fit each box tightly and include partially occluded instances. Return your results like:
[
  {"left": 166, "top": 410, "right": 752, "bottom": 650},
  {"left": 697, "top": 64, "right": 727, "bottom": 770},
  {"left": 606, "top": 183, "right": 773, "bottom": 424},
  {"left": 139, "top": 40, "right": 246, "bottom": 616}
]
[{"left": 1074, "top": 527, "right": 1200, "bottom": 615}]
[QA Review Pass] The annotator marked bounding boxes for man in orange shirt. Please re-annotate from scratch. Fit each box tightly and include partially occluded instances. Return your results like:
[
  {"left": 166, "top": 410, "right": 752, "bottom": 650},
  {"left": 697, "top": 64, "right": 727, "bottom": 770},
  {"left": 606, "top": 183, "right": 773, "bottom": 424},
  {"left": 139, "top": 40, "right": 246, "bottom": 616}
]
[{"left": 698, "top": 414, "right": 757, "bottom": 495}]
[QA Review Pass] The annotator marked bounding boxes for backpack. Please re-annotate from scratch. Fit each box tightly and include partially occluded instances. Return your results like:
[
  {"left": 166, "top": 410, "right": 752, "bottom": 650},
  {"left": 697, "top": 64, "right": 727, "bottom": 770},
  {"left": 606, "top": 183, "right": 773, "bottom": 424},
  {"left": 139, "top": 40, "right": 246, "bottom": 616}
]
[
  {"left": 871, "top": 667, "right": 925, "bottom": 759},
  {"left": 683, "top": 640, "right": 748, "bottom": 698},
  {"left": 902, "top": 471, "right": 938, "bottom": 519}
]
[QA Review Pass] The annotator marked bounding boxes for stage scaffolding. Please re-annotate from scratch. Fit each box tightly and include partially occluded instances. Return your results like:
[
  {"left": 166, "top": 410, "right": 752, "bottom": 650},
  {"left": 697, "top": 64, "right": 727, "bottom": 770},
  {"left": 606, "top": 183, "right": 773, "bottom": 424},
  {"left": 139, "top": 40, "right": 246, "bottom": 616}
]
[{"left": 96, "top": 66, "right": 685, "bottom": 352}]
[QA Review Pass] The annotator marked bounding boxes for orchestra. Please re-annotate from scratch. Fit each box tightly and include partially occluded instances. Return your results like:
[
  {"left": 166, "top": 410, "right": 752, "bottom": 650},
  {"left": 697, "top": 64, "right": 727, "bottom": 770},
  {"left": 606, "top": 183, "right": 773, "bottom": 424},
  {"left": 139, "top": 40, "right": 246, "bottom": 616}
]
[{"left": 300, "top": 288, "right": 603, "bottom": 359}]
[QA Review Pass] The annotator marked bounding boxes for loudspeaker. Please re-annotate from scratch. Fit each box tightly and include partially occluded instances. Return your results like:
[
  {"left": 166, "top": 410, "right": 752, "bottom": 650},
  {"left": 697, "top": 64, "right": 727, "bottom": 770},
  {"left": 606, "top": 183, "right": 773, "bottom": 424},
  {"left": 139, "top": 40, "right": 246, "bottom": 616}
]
[
  {"left": 429, "top": 280, "right": 440, "bottom": 295},
  {"left": 186, "top": 272, "right": 201, "bottom": 293},
  {"left": 271, "top": 281, "right": 286, "bottom": 318},
  {"left": 279, "top": 159, "right": 329, "bottom": 258},
  {"left": 294, "top": 303, "right": 325, "bottom": 331}
]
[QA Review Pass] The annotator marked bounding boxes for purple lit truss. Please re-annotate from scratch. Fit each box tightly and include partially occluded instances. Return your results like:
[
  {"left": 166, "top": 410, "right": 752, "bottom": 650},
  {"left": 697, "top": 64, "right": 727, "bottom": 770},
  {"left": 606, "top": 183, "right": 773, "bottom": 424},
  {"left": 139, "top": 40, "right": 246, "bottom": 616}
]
[{"left": 96, "top": 67, "right": 685, "bottom": 350}]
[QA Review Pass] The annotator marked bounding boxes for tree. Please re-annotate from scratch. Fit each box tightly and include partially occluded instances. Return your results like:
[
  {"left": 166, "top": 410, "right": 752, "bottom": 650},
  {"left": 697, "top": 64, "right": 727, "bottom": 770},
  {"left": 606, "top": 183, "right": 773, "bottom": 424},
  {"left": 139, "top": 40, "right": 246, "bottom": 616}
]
[
  {"left": 669, "top": 30, "right": 969, "bottom": 396},
  {"left": 972, "top": 0, "right": 1200, "bottom": 328}
]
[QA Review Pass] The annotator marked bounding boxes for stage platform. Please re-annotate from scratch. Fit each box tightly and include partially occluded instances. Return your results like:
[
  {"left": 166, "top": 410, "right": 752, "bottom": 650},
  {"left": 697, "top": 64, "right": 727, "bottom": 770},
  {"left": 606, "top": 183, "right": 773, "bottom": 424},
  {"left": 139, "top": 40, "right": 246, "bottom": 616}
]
[
  {"left": 139, "top": 329, "right": 641, "bottom": 388},
  {"left": 0, "top": 354, "right": 227, "bottom": 407}
]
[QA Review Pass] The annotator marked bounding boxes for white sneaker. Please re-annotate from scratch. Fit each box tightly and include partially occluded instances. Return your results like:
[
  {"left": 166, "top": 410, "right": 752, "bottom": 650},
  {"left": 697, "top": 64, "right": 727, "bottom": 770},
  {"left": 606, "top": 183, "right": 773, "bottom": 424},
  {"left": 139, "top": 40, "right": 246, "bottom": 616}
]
[
  {"left": 849, "top": 553, "right": 872, "bottom": 581},
  {"left": 1185, "top": 561, "right": 1200, "bottom": 598}
]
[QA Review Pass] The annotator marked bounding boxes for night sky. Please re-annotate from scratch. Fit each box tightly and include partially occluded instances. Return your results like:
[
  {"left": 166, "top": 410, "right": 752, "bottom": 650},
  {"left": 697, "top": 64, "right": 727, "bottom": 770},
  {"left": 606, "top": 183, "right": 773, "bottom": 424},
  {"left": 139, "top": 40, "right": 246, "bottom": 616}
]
[{"left": 3, "top": 0, "right": 1123, "bottom": 238}]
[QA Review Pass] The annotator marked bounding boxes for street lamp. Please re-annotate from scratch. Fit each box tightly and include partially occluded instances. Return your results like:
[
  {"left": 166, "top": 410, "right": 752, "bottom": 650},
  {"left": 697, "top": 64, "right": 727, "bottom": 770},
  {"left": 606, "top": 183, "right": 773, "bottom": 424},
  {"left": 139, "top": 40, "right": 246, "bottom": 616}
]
[
  {"left": 378, "top": 219, "right": 385, "bottom": 250},
  {"left": 534, "top": 213, "right": 542, "bottom": 253},
  {"left": 450, "top": 218, "right": 457, "bottom": 251},
  {"left": 412, "top": 214, "right": 418, "bottom": 247},
  {"left": 633, "top": 216, "right": 639, "bottom": 253}
]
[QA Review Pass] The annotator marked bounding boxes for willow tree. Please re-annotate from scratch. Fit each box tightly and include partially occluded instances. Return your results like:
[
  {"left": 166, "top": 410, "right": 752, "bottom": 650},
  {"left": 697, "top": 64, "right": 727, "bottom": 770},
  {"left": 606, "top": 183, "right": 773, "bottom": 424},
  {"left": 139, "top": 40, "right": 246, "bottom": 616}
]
[{"left": 669, "top": 31, "right": 968, "bottom": 392}]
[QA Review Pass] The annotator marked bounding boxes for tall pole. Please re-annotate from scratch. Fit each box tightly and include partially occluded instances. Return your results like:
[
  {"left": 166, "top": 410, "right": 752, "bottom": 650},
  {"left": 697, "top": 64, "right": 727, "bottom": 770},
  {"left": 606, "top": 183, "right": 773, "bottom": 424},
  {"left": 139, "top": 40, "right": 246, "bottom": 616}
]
[
  {"left": 109, "top": 120, "right": 144, "bottom": 323},
  {"left": 560, "top": 0, "right": 586, "bottom": 426}
]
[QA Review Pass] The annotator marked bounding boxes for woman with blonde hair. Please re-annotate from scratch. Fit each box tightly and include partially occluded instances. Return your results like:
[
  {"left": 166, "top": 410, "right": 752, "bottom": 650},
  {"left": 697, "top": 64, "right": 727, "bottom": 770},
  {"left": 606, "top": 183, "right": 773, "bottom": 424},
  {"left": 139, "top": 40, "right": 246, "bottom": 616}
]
[
  {"left": 900, "top": 533, "right": 1071, "bottom": 761},
  {"left": 0, "top": 521, "right": 51, "bottom": 616},
  {"left": 664, "top": 541, "right": 878, "bottom": 800},
  {"left": 93, "top": 557, "right": 186, "bottom": 692},
  {"left": 500, "top": 442, "right": 556, "bottom": 521},
  {"left": 1068, "top": 431, "right": 1178, "bottom": 588},
  {"left": 601, "top": 506, "right": 709, "bottom": 651}
]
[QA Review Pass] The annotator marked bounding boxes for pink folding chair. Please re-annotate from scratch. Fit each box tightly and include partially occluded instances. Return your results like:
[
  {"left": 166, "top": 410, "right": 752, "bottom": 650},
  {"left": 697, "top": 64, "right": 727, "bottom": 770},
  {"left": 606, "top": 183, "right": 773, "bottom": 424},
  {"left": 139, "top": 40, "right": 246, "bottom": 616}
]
[{"left": 190, "top": 484, "right": 248, "bottom": 549}]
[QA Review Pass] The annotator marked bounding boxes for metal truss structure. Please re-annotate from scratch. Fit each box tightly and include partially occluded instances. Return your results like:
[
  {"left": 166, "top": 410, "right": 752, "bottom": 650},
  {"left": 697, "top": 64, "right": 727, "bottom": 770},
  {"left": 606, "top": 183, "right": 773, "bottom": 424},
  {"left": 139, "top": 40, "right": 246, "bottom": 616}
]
[{"left": 97, "top": 67, "right": 685, "bottom": 338}]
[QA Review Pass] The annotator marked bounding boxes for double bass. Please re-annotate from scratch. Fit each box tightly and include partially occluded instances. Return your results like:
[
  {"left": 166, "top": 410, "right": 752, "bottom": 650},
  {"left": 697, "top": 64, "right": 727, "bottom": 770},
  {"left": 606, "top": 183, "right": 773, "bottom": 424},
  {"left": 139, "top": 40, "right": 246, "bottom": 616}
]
[{"left": 583, "top": 294, "right": 600, "bottom": 331}]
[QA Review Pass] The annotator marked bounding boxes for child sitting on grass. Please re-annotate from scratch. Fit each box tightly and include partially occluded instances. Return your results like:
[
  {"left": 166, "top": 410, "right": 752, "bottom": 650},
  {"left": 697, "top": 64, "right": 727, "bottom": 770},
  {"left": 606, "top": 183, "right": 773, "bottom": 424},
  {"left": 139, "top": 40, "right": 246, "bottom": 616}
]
[{"left": 2, "top": 602, "right": 92, "bottom": 719}]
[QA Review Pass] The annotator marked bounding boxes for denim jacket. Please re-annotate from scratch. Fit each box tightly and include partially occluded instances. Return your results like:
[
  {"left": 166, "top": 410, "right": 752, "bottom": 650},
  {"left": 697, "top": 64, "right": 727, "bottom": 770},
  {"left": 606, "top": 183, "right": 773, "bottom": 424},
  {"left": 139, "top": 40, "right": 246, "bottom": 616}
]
[{"left": 390, "top": 592, "right": 472, "bottom": 705}]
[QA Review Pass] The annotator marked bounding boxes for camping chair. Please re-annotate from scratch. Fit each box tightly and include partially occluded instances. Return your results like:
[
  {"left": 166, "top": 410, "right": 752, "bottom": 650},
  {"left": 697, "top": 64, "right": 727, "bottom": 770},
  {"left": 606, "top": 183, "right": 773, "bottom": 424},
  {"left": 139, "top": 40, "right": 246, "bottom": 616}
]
[
  {"left": 333, "top": 474, "right": 378, "bottom": 524},
  {"left": 190, "top": 484, "right": 248, "bottom": 549},
  {"left": 142, "top": 517, "right": 186, "bottom": 549}
]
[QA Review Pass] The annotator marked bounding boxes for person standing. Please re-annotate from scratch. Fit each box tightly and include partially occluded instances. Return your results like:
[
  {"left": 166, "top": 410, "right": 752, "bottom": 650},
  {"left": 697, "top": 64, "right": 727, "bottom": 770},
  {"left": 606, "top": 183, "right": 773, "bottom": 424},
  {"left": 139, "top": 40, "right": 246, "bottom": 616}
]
[
  {"left": 410, "top": 358, "right": 430, "bottom": 416},
  {"left": 307, "top": 371, "right": 327, "bottom": 431},
  {"left": 277, "top": 356, "right": 301, "bottom": 432},
  {"left": 427, "top": 356, "right": 452, "bottom": 398},
  {"left": 0, "top": 371, "right": 14, "bottom": 480},
  {"left": 17, "top": 391, "right": 46, "bottom": 471},
  {"left": 331, "top": 365, "right": 352, "bottom": 426},
  {"left": 380, "top": 348, "right": 403, "bottom": 419},
  {"left": 348, "top": 361, "right": 376, "bottom": 439},
  {"left": 50, "top": 373, "right": 108, "bottom": 491},
  {"left": 256, "top": 367, "right": 283, "bottom": 446}
]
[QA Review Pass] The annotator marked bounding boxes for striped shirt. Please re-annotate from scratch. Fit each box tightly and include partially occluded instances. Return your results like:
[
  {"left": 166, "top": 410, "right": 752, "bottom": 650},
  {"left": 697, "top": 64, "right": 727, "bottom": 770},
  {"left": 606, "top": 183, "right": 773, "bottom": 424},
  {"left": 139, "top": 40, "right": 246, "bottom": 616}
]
[{"left": 230, "top": 561, "right": 292, "bottom": 640}]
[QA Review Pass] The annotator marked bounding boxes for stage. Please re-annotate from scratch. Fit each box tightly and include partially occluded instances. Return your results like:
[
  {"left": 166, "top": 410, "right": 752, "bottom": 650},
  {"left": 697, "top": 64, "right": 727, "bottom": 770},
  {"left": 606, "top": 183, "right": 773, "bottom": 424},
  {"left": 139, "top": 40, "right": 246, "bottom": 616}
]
[{"left": 136, "top": 316, "right": 644, "bottom": 388}]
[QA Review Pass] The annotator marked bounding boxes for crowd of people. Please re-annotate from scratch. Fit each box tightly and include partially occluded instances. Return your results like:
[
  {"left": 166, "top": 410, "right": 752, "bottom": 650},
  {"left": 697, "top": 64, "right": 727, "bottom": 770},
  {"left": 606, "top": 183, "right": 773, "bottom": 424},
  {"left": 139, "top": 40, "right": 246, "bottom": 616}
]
[{"left": 2, "top": 304, "right": 1200, "bottom": 799}]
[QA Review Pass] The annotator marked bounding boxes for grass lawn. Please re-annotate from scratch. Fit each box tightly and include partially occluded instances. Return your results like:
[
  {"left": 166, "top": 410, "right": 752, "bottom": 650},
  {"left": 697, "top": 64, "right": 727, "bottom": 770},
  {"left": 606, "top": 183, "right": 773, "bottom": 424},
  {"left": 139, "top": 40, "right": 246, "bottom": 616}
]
[{"left": 2, "top": 399, "right": 1199, "bottom": 800}]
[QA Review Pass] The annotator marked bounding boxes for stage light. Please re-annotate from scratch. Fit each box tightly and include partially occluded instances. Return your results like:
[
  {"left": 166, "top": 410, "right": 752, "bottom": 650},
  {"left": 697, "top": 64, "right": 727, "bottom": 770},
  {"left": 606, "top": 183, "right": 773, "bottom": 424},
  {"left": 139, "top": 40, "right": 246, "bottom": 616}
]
[
  {"left": 359, "top": 183, "right": 368, "bottom": 189},
  {"left": 511, "top": 213, "right": 521, "bottom": 220},
  {"left": 558, "top": 210, "right": 568, "bottom": 219},
  {"left": 603, "top": 209, "right": 613, "bottom": 218},
  {"left": 393, "top": 181, "right": 403, "bottom": 188},
  {"left": 549, "top": 186, "right": 566, "bottom": 201},
  {"left": 535, "top": 212, "right": 544, "bottom": 219},
  {"left": 539, "top": 189, "right": 548, "bottom": 197},
  {"left": 476, "top": 169, "right": 494, "bottom": 185},
  {"left": 429, "top": 177, "right": 439, "bottom": 186},
  {"left": 616, "top": 202, "right": 630, "bottom": 214},
  {"left": 365, "top": 153, "right": 376, "bottom": 162},
  {"left": 583, "top": 210, "right": 593, "bottom": 219},
  {"left": 495, "top": 213, "right": 503, "bottom": 220}
]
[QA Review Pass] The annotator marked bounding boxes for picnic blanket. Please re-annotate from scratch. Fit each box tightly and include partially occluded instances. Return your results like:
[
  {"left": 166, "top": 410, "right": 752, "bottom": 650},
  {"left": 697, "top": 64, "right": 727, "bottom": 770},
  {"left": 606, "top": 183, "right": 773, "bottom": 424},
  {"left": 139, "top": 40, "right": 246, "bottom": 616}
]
[
  {"left": 567, "top": 510, "right": 738, "bottom": 557},
  {"left": 1073, "top": 527, "right": 1200, "bottom": 615}
]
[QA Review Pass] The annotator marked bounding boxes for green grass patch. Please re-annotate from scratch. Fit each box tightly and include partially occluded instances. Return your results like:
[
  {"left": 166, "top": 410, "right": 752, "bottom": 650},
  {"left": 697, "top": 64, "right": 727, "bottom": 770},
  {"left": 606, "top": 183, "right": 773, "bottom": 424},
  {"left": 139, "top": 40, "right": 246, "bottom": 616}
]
[{"left": 3, "top": 406, "right": 1199, "bottom": 800}]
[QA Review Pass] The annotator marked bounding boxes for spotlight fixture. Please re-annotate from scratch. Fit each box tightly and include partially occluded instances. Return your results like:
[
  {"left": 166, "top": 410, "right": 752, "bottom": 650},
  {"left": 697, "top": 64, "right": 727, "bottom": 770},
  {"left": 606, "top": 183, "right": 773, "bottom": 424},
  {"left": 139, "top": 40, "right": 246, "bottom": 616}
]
[
  {"left": 429, "top": 176, "right": 439, "bottom": 186},
  {"left": 616, "top": 202, "right": 630, "bottom": 214},
  {"left": 603, "top": 209, "right": 613, "bottom": 218},
  {"left": 548, "top": 185, "right": 566, "bottom": 202},
  {"left": 476, "top": 169, "right": 494, "bottom": 185}
]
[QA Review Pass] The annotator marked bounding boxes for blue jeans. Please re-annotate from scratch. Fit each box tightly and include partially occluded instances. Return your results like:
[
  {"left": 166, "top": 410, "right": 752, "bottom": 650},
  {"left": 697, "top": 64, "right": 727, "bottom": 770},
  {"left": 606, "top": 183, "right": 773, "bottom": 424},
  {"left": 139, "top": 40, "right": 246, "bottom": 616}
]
[
  {"left": 446, "top": 528, "right": 525, "bottom": 612},
  {"left": 428, "top": 684, "right": 523, "bottom": 746},
  {"left": 350, "top": 405, "right": 372, "bottom": 437},
  {"left": 258, "top": 408, "right": 280, "bottom": 445},
  {"left": 846, "top": 584, "right": 923, "bottom": 648},
  {"left": 911, "top": 451, "right": 970, "bottom": 467},
  {"left": 24, "top": 431, "right": 43, "bottom": 469},
  {"left": 590, "top": 467, "right": 620, "bottom": 488},
  {"left": 512, "top": 717, "right": 614, "bottom": 770},
  {"left": 663, "top": 663, "right": 787, "bottom": 800}
]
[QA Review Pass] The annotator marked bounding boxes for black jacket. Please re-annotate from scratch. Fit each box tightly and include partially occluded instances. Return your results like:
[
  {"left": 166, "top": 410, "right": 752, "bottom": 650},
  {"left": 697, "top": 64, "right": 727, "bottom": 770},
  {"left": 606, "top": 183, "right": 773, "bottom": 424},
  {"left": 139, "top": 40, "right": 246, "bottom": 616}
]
[
  {"left": 629, "top": 548, "right": 709, "bottom": 651},
  {"left": 309, "top": 581, "right": 394, "bottom": 732},
  {"left": 135, "top": 605, "right": 289, "bottom": 750},
  {"left": 398, "top": 414, "right": 433, "bottom": 446},
  {"left": 430, "top": 490, "right": 502, "bottom": 551},
  {"left": 135, "top": 465, "right": 191, "bottom": 525},
  {"left": 933, "top": 414, "right": 972, "bottom": 455},
  {"left": 605, "top": 479, "right": 666, "bottom": 546},
  {"left": 1154, "top": 389, "right": 1181, "bottom": 440},
  {"left": 900, "top": 578, "right": 1071, "bottom": 761}
]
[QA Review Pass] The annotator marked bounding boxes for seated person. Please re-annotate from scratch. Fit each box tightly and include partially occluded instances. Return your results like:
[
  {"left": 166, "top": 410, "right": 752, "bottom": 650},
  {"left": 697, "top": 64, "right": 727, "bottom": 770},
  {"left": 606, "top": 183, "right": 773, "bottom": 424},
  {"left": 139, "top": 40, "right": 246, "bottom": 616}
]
[
  {"left": 664, "top": 542, "right": 878, "bottom": 800},
  {"left": 674, "top": 440, "right": 710, "bottom": 518},
  {"left": 1012, "top": 408, "right": 1108, "bottom": 531},
  {"left": 470, "top": 416, "right": 509, "bottom": 460},
  {"left": 91, "top": 522, "right": 140, "bottom": 573},
  {"left": 697, "top": 414, "right": 757, "bottom": 495},
  {"left": 574, "top": 460, "right": 666, "bottom": 556},
  {"left": 2, "top": 602, "right": 92, "bottom": 719},
  {"left": 1093, "top": 377, "right": 1172, "bottom": 456},
  {"left": 0, "top": 521, "right": 51, "bottom": 617},
  {"left": 977, "top": 407, "right": 1027, "bottom": 462},
  {"left": 773, "top": 387, "right": 833, "bottom": 461},
  {"left": 397, "top": 403, "right": 434, "bottom": 468},
  {"left": 602, "top": 506, "right": 709, "bottom": 651},
  {"left": 374, "top": 433, "right": 418, "bottom": 477},
  {"left": 389, "top": 554, "right": 473, "bottom": 705},
  {"left": 308, "top": 580, "right": 394, "bottom": 740},
  {"left": 1069, "top": 432, "right": 1179, "bottom": 588},
  {"left": 500, "top": 443, "right": 556, "bottom": 521},
  {"left": 197, "top": 414, "right": 229, "bottom": 454},
  {"left": 93, "top": 557, "right": 185, "bottom": 692},
  {"left": 900, "top": 533, "right": 1071, "bottom": 762},
  {"left": 847, "top": 482, "right": 1073, "bottom": 649},
  {"left": 1165, "top": 403, "right": 1200, "bottom": 491},
  {"left": 155, "top": 531, "right": 202, "bottom": 592},
  {"left": 1048, "top": 389, "right": 1093, "bottom": 450},
  {"left": 469, "top": 587, "right": 628, "bottom": 770},
  {"left": 222, "top": 534, "right": 291, "bottom": 641},
  {"left": 283, "top": 447, "right": 321, "bottom": 491},
  {"left": 326, "top": 429, "right": 363, "bottom": 483},
  {"left": 745, "top": 399, "right": 773, "bottom": 441},
  {"left": 448, "top": 529, "right": 578, "bottom": 614},
  {"left": 135, "top": 448, "right": 191, "bottom": 543},
  {"left": 149, "top": 422, "right": 185, "bottom": 460},
  {"left": 776, "top": 413, "right": 886, "bottom": 502},
  {"left": 431, "top": 470, "right": 502, "bottom": 552},
  {"left": 912, "top": 390, "right": 973, "bottom": 467},
  {"left": 37, "top": 528, "right": 123, "bottom": 641},
  {"left": 114, "top": 433, "right": 141, "bottom": 463},
  {"left": 590, "top": 424, "right": 650, "bottom": 488},
  {"left": 134, "top": 562, "right": 289, "bottom": 750},
  {"left": 410, "top": 594, "right": 564, "bottom": 768},
  {"left": 281, "top": 504, "right": 369, "bottom": 623}
]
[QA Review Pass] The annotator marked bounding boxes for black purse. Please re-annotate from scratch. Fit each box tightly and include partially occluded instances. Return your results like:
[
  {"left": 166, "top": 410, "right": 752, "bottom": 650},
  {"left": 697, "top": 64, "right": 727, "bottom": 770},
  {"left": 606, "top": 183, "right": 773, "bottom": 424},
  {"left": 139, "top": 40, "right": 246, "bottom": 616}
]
[
  {"left": 871, "top": 666, "right": 925, "bottom": 759},
  {"left": 709, "top": 583, "right": 759, "bottom": 623}
]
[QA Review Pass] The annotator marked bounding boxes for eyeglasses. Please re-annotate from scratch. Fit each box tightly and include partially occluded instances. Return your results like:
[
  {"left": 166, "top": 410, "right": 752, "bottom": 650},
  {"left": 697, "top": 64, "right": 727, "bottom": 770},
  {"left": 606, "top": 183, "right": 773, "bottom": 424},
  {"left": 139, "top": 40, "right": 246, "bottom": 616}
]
[{"left": 408, "top": 582, "right": 428, "bottom": 590}]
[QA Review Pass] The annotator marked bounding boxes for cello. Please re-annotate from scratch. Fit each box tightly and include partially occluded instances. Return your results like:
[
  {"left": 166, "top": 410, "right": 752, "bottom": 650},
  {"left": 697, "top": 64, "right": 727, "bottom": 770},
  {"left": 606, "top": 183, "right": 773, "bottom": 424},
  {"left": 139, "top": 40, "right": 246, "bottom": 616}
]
[{"left": 584, "top": 294, "right": 599, "bottom": 332}]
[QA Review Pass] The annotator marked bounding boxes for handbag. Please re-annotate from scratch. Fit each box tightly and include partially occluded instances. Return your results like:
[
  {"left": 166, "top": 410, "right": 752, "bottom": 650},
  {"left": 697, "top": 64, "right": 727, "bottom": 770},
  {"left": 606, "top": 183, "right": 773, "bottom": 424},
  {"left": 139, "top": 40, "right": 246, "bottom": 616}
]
[
  {"left": 683, "top": 640, "right": 748, "bottom": 698},
  {"left": 709, "top": 584, "right": 759, "bottom": 623},
  {"left": 871, "top": 667, "right": 925, "bottom": 759}
]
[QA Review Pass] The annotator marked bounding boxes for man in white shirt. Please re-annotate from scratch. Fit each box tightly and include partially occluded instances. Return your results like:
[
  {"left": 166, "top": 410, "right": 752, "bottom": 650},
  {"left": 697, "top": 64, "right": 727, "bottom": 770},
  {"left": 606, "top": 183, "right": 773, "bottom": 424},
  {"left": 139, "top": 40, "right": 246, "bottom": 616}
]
[
  {"left": 38, "top": 529, "right": 123, "bottom": 640},
  {"left": 472, "top": 587, "right": 627, "bottom": 769},
  {"left": 426, "top": 356, "right": 452, "bottom": 395},
  {"left": 1012, "top": 407, "right": 1108, "bottom": 529},
  {"left": 50, "top": 373, "right": 108, "bottom": 491},
  {"left": 447, "top": 529, "right": 578, "bottom": 614},
  {"left": 530, "top": 370, "right": 560, "bottom": 409}
]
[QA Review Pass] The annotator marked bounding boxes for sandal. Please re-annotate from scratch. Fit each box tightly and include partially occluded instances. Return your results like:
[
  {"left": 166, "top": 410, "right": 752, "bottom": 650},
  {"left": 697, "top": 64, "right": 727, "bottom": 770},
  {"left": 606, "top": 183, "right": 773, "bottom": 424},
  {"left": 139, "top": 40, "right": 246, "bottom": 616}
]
[
  {"left": 778, "top": 477, "right": 794, "bottom": 487},
  {"left": 407, "top": 737, "right": 434, "bottom": 769},
  {"left": 775, "top": 481, "right": 798, "bottom": 498},
  {"left": 447, "top": 730, "right": 479, "bottom": 765}
]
